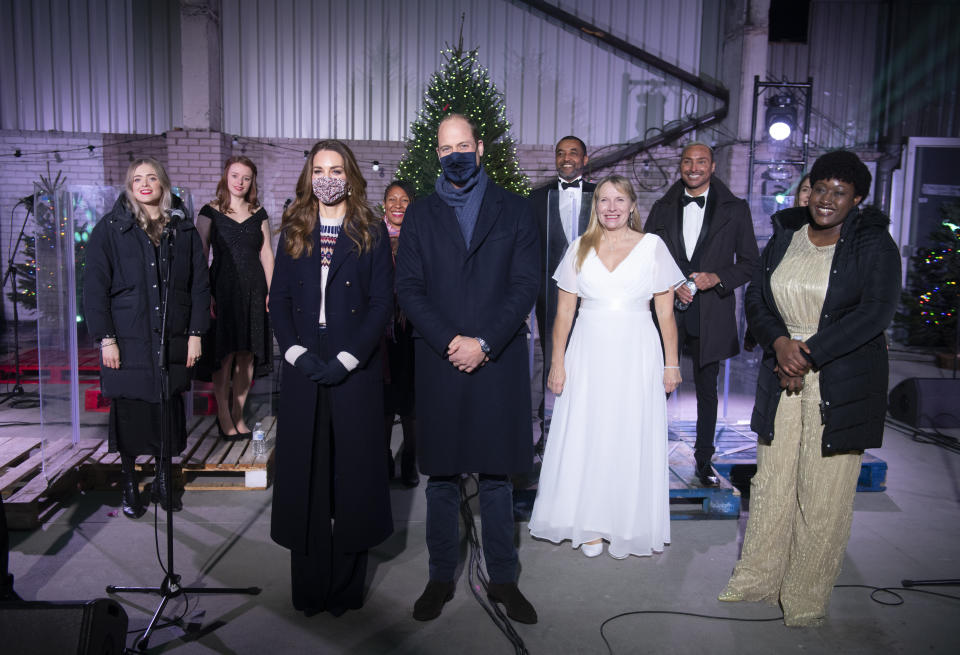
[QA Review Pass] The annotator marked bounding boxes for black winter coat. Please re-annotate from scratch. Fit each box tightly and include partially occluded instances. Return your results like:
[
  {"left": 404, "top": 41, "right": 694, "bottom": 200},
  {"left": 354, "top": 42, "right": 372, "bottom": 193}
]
[
  {"left": 746, "top": 206, "right": 901, "bottom": 453},
  {"left": 269, "top": 221, "right": 394, "bottom": 554},
  {"left": 83, "top": 194, "right": 209, "bottom": 402},
  {"left": 396, "top": 183, "right": 540, "bottom": 475},
  {"left": 644, "top": 178, "right": 759, "bottom": 365}
]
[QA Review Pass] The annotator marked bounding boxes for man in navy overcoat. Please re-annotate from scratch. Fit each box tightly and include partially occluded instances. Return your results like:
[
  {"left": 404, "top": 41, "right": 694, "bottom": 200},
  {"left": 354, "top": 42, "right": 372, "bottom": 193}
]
[{"left": 396, "top": 114, "right": 540, "bottom": 624}]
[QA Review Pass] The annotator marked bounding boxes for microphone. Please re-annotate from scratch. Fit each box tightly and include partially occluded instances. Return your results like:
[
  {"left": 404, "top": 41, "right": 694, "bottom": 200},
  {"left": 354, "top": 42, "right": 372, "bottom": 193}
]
[{"left": 164, "top": 208, "right": 184, "bottom": 242}]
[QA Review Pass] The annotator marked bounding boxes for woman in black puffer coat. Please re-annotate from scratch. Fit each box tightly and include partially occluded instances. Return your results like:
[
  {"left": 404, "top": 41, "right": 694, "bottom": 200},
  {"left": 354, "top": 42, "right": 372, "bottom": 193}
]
[
  {"left": 719, "top": 151, "right": 900, "bottom": 626},
  {"left": 84, "top": 158, "right": 209, "bottom": 518}
]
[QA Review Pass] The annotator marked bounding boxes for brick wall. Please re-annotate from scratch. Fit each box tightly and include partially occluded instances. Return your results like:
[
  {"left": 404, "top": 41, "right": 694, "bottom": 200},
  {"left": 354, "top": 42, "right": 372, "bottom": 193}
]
[{"left": 6, "top": 127, "right": 879, "bottom": 324}]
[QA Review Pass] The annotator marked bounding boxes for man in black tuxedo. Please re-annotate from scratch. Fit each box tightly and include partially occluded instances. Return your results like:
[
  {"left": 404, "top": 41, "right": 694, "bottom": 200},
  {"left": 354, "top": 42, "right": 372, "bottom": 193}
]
[
  {"left": 644, "top": 142, "right": 759, "bottom": 486},
  {"left": 531, "top": 136, "right": 596, "bottom": 445}
]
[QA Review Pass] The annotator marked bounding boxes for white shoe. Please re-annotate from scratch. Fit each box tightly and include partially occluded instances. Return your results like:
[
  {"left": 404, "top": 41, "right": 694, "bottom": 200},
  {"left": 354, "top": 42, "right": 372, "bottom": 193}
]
[{"left": 581, "top": 541, "right": 603, "bottom": 557}]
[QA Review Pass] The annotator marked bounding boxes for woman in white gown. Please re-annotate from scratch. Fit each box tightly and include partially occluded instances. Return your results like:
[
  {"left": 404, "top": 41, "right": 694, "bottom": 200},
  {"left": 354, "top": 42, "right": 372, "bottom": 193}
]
[{"left": 529, "top": 175, "right": 684, "bottom": 559}]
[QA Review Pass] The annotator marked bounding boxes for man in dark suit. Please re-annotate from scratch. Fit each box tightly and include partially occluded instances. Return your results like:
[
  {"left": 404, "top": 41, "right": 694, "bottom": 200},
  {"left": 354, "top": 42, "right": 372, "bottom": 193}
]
[
  {"left": 644, "top": 142, "right": 759, "bottom": 486},
  {"left": 396, "top": 114, "right": 540, "bottom": 625},
  {"left": 531, "top": 136, "right": 595, "bottom": 446}
]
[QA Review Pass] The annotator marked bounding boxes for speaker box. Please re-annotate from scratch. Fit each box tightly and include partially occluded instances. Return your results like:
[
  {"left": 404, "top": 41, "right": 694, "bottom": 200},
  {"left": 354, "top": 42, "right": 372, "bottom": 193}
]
[
  {"left": 0, "top": 598, "right": 128, "bottom": 655},
  {"left": 888, "top": 377, "right": 960, "bottom": 428}
]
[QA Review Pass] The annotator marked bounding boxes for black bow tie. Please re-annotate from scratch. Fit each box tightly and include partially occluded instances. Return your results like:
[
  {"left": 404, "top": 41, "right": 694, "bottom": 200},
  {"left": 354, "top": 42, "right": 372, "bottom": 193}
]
[
  {"left": 681, "top": 194, "right": 705, "bottom": 208},
  {"left": 560, "top": 179, "right": 581, "bottom": 190}
]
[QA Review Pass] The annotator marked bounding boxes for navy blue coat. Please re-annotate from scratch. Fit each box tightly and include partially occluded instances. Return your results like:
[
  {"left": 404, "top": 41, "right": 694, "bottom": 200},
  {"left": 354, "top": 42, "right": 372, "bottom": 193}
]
[
  {"left": 396, "top": 182, "right": 540, "bottom": 475},
  {"left": 746, "top": 206, "right": 901, "bottom": 453},
  {"left": 83, "top": 194, "right": 209, "bottom": 402},
  {"left": 269, "top": 220, "right": 394, "bottom": 554}
]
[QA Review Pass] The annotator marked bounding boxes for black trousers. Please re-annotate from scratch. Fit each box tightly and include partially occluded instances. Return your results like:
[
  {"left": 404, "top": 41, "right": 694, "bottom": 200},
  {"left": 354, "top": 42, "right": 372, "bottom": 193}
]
[
  {"left": 290, "top": 364, "right": 367, "bottom": 616},
  {"left": 677, "top": 313, "right": 721, "bottom": 469},
  {"left": 425, "top": 474, "right": 517, "bottom": 584}
]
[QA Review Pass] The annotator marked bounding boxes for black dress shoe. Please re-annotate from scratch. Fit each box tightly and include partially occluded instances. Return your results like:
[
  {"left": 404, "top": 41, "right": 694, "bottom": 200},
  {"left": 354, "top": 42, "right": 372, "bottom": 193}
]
[
  {"left": 413, "top": 580, "right": 455, "bottom": 621},
  {"left": 696, "top": 464, "right": 720, "bottom": 487},
  {"left": 487, "top": 582, "right": 538, "bottom": 624}
]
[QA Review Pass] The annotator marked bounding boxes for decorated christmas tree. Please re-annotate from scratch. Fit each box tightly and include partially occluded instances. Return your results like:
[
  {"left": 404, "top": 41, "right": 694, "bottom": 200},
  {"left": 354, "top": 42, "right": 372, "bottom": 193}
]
[
  {"left": 896, "top": 202, "right": 959, "bottom": 349},
  {"left": 396, "top": 27, "right": 530, "bottom": 198},
  {"left": 5, "top": 170, "right": 66, "bottom": 311}
]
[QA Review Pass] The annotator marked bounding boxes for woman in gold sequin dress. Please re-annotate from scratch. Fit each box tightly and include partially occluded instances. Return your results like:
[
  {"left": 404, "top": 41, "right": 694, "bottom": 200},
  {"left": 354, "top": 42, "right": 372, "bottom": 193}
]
[{"left": 719, "top": 151, "right": 901, "bottom": 626}]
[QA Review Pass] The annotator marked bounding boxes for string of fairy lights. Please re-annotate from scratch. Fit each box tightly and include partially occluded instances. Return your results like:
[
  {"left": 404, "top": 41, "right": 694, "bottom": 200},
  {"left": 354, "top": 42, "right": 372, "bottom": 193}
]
[{"left": 914, "top": 221, "right": 958, "bottom": 328}]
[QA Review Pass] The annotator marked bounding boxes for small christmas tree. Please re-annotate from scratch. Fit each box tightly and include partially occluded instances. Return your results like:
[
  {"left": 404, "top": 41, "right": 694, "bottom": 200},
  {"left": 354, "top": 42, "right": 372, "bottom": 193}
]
[
  {"left": 896, "top": 202, "right": 960, "bottom": 349},
  {"left": 5, "top": 170, "right": 66, "bottom": 311},
  {"left": 396, "top": 24, "right": 529, "bottom": 198}
]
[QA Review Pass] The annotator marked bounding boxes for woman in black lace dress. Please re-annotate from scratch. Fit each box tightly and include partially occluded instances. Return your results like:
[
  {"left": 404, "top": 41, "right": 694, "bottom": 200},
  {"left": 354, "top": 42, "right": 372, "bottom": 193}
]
[{"left": 198, "top": 156, "right": 275, "bottom": 437}]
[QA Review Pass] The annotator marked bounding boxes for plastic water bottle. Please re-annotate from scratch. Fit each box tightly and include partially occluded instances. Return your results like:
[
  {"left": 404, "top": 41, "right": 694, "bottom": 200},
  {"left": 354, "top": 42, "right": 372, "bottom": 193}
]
[
  {"left": 252, "top": 422, "right": 265, "bottom": 456},
  {"left": 674, "top": 275, "right": 698, "bottom": 311}
]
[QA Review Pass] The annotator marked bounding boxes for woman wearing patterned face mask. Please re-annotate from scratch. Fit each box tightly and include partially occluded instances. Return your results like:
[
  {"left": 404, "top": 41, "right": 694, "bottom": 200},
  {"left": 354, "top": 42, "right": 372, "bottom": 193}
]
[{"left": 268, "top": 140, "right": 394, "bottom": 616}]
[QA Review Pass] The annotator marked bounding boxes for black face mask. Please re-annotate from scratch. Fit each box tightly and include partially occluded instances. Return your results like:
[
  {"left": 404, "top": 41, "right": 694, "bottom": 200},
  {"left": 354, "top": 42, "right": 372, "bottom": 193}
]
[{"left": 440, "top": 151, "right": 479, "bottom": 185}]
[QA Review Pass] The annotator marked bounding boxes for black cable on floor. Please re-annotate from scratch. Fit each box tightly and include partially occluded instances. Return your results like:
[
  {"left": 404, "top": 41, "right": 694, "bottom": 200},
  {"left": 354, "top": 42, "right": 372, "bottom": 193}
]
[
  {"left": 599, "top": 582, "right": 960, "bottom": 654},
  {"left": 834, "top": 583, "right": 960, "bottom": 605},
  {"left": 459, "top": 474, "right": 530, "bottom": 655}
]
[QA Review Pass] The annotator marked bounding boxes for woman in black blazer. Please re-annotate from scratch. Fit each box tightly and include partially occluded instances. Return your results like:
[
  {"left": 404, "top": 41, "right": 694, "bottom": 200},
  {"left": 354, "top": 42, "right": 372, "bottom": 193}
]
[
  {"left": 84, "top": 158, "right": 209, "bottom": 518},
  {"left": 268, "top": 140, "right": 393, "bottom": 616},
  {"left": 719, "top": 151, "right": 901, "bottom": 626}
]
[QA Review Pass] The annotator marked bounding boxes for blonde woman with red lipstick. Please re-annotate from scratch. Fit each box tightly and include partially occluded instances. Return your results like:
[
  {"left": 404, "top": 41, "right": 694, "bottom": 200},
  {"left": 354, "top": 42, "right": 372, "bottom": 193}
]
[
  {"left": 529, "top": 175, "right": 683, "bottom": 559},
  {"left": 198, "top": 156, "right": 274, "bottom": 439},
  {"left": 84, "top": 158, "right": 209, "bottom": 517}
]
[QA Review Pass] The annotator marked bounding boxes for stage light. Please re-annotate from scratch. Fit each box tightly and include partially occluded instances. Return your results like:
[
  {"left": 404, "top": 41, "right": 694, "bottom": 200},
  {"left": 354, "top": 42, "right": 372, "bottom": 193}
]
[{"left": 765, "top": 94, "right": 797, "bottom": 141}]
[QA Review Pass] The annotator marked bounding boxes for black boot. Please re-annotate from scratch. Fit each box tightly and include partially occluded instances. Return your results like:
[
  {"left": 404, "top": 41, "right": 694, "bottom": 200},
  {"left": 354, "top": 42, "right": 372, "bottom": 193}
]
[
  {"left": 399, "top": 416, "right": 419, "bottom": 488},
  {"left": 120, "top": 455, "right": 146, "bottom": 519},
  {"left": 152, "top": 461, "right": 183, "bottom": 512}
]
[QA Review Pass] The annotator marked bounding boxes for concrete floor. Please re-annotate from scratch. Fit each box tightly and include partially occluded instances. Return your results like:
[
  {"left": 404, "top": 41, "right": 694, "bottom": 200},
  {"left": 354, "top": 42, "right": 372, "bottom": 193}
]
[{"left": 3, "top": 350, "right": 960, "bottom": 654}]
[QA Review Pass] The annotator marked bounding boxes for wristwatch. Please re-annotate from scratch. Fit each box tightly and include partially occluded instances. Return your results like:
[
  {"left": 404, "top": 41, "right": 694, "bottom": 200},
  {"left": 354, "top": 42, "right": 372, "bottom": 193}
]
[{"left": 475, "top": 337, "right": 491, "bottom": 354}]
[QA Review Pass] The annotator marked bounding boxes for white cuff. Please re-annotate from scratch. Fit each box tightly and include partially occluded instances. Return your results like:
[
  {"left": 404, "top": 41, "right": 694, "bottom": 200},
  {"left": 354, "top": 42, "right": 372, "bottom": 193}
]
[
  {"left": 285, "top": 345, "right": 308, "bottom": 366},
  {"left": 336, "top": 351, "right": 359, "bottom": 371}
]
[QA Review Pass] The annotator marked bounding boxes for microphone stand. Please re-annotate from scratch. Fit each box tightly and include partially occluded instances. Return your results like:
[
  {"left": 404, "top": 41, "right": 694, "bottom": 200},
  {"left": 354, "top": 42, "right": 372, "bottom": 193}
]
[
  {"left": 106, "top": 216, "right": 260, "bottom": 651},
  {"left": 1, "top": 200, "right": 32, "bottom": 404}
]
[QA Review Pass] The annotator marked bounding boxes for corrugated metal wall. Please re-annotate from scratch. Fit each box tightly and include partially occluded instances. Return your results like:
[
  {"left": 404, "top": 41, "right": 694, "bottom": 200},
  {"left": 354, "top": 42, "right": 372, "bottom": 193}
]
[
  {"left": 220, "top": 0, "right": 707, "bottom": 145},
  {"left": 767, "top": 0, "right": 886, "bottom": 149},
  {"left": 0, "top": 0, "right": 181, "bottom": 134},
  {"left": 880, "top": 0, "right": 960, "bottom": 139}
]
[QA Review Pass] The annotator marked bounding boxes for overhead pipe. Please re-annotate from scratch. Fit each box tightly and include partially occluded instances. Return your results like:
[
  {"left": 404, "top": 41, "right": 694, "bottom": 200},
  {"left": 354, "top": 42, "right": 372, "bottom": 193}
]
[{"left": 511, "top": 0, "right": 730, "bottom": 172}]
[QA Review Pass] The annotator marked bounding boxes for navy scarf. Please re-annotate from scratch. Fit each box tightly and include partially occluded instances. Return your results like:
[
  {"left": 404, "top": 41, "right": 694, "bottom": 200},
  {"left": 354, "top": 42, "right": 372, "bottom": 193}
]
[{"left": 434, "top": 165, "right": 489, "bottom": 247}]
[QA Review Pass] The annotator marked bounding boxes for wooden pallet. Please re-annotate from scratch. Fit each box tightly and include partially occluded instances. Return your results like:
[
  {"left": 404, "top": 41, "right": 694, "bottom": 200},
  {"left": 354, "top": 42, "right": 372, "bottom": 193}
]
[
  {"left": 83, "top": 414, "right": 276, "bottom": 491},
  {"left": 0, "top": 436, "right": 103, "bottom": 530},
  {"left": 667, "top": 441, "right": 741, "bottom": 519},
  {"left": 669, "top": 420, "right": 888, "bottom": 493},
  {"left": 512, "top": 440, "right": 740, "bottom": 522}
]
